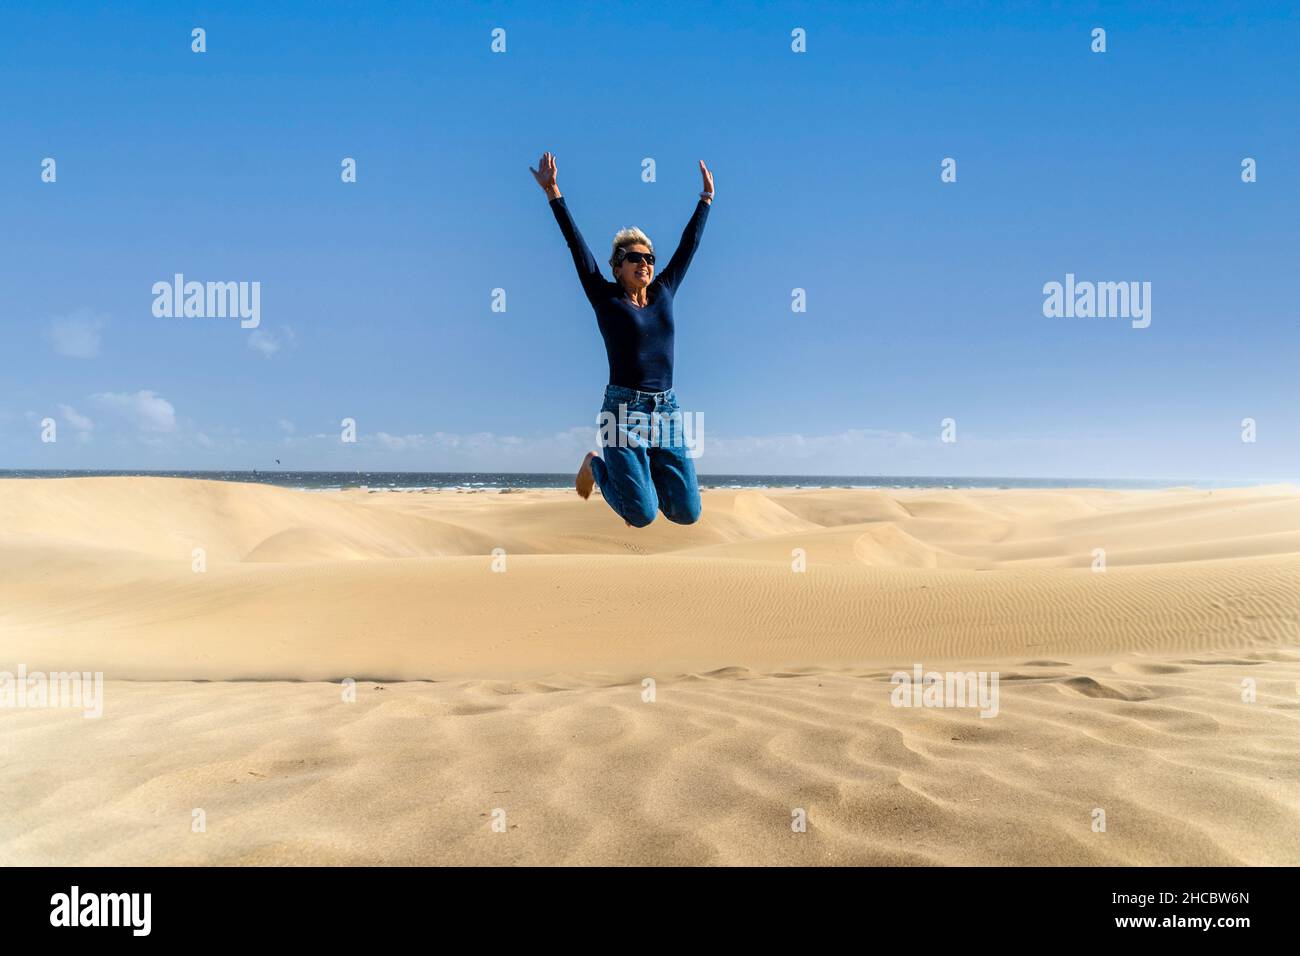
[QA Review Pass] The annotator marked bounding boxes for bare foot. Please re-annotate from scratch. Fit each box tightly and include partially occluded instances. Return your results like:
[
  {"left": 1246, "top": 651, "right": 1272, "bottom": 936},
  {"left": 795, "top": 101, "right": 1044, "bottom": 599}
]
[{"left": 575, "top": 451, "right": 596, "bottom": 499}]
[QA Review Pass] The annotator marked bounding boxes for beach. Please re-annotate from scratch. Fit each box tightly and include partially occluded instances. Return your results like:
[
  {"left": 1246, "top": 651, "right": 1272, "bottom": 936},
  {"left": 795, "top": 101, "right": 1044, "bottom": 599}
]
[{"left": 1, "top": 477, "right": 1298, "bottom": 865}]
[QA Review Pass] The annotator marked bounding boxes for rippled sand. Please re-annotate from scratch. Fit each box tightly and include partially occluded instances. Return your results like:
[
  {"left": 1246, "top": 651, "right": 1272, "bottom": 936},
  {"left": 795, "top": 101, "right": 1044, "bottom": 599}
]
[{"left": 1, "top": 478, "right": 1297, "bottom": 864}]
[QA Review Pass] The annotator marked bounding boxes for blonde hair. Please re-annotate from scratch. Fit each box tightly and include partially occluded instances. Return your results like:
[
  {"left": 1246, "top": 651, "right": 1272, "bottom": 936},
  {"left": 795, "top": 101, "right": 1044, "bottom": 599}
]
[{"left": 608, "top": 226, "right": 654, "bottom": 282}]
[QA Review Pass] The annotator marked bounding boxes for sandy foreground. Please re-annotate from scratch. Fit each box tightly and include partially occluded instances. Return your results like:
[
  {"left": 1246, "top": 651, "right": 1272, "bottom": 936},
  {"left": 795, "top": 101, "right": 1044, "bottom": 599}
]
[{"left": 0, "top": 477, "right": 1297, "bottom": 865}]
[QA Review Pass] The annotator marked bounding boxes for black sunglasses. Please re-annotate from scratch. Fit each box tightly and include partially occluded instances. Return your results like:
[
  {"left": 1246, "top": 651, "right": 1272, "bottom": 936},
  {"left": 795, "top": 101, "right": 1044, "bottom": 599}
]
[{"left": 621, "top": 250, "right": 655, "bottom": 266}]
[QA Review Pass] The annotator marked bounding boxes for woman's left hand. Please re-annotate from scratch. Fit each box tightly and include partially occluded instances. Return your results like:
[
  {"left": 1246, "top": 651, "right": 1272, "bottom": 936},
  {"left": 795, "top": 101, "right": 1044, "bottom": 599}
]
[{"left": 699, "top": 160, "right": 714, "bottom": 204}]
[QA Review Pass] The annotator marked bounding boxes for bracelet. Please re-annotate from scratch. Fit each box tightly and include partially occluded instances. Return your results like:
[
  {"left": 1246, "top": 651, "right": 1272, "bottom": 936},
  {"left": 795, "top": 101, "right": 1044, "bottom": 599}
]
[{"left": 700, "top": 190, "right": 713, "bottom": 198}]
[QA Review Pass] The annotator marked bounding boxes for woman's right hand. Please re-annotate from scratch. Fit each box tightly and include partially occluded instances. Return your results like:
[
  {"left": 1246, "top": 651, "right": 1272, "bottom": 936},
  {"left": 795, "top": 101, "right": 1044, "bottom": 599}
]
[{"left": 529, "top": 151, "right": 560, "bottom": 199}]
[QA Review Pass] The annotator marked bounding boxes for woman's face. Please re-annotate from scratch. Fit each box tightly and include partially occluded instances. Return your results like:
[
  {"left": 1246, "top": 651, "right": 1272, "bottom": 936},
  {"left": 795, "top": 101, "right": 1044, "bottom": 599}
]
[{"left": 616, "top": 243, "right": 655, "bottom": 292}]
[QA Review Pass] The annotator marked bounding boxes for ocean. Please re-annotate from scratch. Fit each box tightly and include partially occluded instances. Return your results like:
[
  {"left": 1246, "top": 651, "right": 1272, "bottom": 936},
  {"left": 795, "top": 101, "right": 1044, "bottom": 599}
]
[{"left": 0, "top": 470, "right": 1275, "bottom": 491}]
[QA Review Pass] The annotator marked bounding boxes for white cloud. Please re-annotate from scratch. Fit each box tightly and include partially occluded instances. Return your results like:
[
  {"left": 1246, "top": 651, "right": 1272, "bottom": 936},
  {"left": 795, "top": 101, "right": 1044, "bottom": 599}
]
[
  {"left": 278, "top": 418, "right": 296, "bottom": 434},
  {"left": 375, "top": 432, "right": 428, "bottom": 451},
  {"left": 46, "top": 309, "right": 107, "bottom": 359},
  {"left": 351, "top": 427, "right": 593, "bottom": 467},
  {"left": 332, "top": 424, "right": 1053, "bottom": 475},
  {"left": 248, "top": 325, "right": 296, "bottom": 358},
  {"left": 90, "top": 390, "right": 177, "bottom": 432},
  {"left": 57, "top": 403, "right": 94, "bottom": 433},
  {"left": 55, "top": 403, "right": 94, "bottom": 445}
]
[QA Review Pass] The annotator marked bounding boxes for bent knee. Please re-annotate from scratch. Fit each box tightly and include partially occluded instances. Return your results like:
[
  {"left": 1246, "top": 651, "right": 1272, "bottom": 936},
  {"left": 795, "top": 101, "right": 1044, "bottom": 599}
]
[
  {"left": 663, "top": 501, "right": 702, "bottom": 525},
  {"left": 625, "top": 503, "right": 658, "bottom": 528}
]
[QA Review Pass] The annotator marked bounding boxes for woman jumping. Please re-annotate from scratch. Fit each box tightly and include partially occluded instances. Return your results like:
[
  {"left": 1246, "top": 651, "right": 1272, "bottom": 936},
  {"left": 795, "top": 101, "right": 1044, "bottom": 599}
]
[{"left": 530, "top": 151, "right": 713, "bottom": 528}]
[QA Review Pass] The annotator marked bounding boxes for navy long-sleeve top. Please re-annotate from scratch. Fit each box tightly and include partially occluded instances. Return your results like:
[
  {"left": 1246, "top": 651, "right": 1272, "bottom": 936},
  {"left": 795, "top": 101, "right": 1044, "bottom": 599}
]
[{"left": 549, "top": 195, "right": 709, "bottom": 392}]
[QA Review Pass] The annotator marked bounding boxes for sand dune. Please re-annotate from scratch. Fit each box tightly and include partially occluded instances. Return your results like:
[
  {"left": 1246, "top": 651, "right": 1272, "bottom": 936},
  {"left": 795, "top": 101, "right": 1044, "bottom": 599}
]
[
  {"left": 1, "top": 478, "right": 1297, "bottom": 680},
  {"left": 0, "top": 477, "right": 1297, "bottom": 865}
]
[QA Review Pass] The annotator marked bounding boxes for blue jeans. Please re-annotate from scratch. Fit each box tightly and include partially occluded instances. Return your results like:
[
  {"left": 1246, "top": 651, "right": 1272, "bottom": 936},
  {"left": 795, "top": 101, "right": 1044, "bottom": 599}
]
[{"left": 590, "top": 385, "right": 702, "bottom": 527}]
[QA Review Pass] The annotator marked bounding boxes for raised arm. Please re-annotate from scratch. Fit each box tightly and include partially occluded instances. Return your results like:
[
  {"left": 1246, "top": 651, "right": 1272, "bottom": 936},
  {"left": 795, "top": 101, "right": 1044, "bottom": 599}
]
[
  {"left": 531, "top": 151, "right": 608, "bottom": 302},
  {"left": 656, "top": 160, "right": 714, "bottom": 295}
]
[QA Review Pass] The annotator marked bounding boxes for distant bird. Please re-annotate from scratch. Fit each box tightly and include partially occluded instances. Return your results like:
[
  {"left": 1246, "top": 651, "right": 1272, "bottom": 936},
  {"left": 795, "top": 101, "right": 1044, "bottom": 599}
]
[{"left": 275, "top": 459, "right": 281, "bottom": 465}]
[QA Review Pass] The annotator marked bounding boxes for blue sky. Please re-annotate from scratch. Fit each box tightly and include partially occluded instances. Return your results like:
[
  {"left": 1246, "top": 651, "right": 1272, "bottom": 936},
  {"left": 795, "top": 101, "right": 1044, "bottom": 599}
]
[{"left": 3, "top": 0, "right": 1297, "bottom": 479}]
